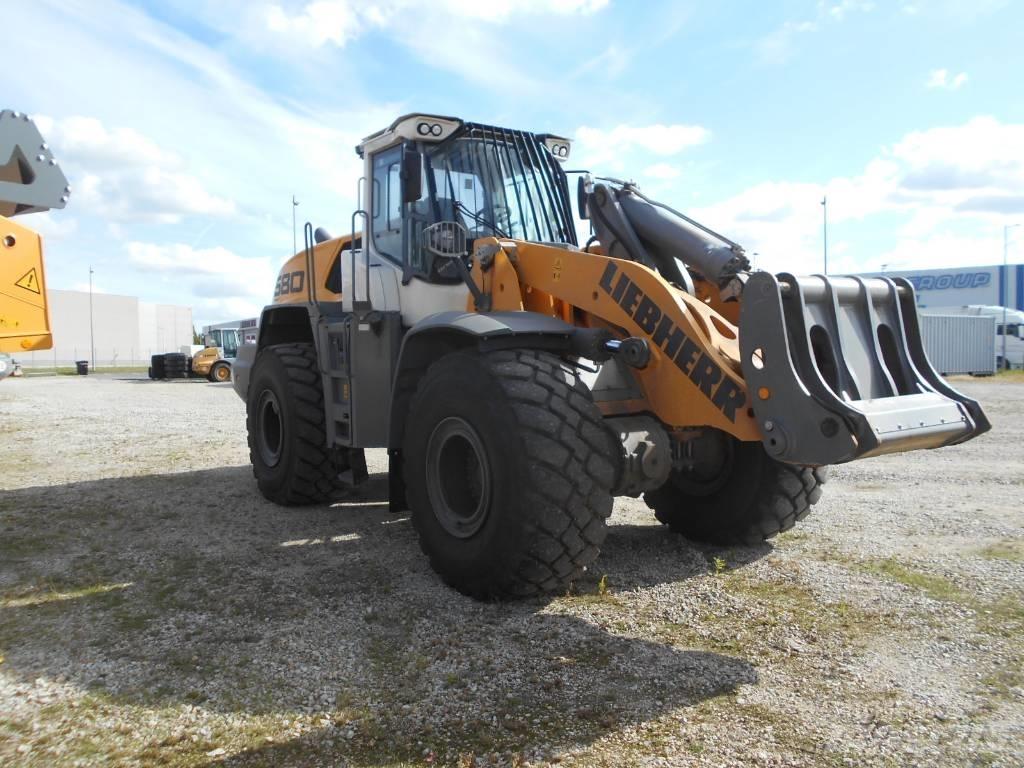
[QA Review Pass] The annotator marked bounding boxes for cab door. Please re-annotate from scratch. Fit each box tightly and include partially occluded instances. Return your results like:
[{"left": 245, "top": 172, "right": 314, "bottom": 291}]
[{"left": 341, "top": 144, "right": 403, "bottom": 314}]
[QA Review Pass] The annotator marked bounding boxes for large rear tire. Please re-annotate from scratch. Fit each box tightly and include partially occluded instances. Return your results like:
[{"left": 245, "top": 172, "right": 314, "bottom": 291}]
[
  {"left": 644, "top": 431, "right": 827, "bottom": 546},
  {"left": 246, "top": 343, "right": 346, "bottom": 505},
  {"left": 403, "top": 349, "right": 619, "bottom": 600}
]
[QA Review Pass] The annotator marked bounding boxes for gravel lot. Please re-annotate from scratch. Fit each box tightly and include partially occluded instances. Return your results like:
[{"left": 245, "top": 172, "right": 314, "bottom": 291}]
[{"left": 1, "top": 373, "right": 1022, "bottom": 767}]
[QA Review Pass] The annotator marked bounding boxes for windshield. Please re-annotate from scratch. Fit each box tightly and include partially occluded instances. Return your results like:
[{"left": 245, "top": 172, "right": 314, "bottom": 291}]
[
  {"left": 422, "top": 130, "right": 575, "bottom": 245},
  {"left": 206, "top": 329, "right": 240, "bottom": 357}
]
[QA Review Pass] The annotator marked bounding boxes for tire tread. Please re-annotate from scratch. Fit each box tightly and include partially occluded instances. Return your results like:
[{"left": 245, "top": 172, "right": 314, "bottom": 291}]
[
  {"left": 408, "top": 349, "right": 619, "bottom": 599},
  {"left": 247, "top": 343, "right": 344, "bottom": 505}
]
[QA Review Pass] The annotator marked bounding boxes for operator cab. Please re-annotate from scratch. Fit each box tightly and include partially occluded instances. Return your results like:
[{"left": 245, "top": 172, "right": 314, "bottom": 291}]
[
  {"left": 356, "top": 115, "right": 577, "bottom": 290},
  {"left": 205, "top": 328, "right": 240, "bottom": 358}
]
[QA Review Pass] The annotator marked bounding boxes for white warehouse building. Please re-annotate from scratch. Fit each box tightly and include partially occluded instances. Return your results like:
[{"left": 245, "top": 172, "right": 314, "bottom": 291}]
[{"left": 20, "top": 289, "right": 193, "bottom": 368}]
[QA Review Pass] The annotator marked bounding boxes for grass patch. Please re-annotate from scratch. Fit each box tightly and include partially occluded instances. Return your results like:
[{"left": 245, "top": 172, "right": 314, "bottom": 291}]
[
  {"left": 994, "top": 368, "right": 1024, "bottom": 381},
  {"left": 978, "top": 540, "right": 1024, "bottom": 562},
  {"left": 979, "top": 662, "right": 1024, "bottom": 700},
  {"left": 53, "top": 366, "right": 150, "bottom": 376},
  {"left": 859, "top": 558, "right": 964, "bottom": 602},
  {"left": 726, "top": 576, "right": 887, "bottom": 640},
  {"left": 655, "top": 570, "right": 890, "bottom": 663},
  {"left": 561, "top": 575, "right": 623, "bottom": 608},
  {"left": 975, "top": 594, "right": 1024, "bottom": 639}
]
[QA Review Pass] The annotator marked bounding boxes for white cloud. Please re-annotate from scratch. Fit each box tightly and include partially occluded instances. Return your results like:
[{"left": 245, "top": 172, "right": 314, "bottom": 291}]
[
  {"left": 126, "top": 241, "right": 278, "bottom": 314},
  {"left": 889, "top": 117, "right": 1023, "bottom": 200},
  {"left": 575, "top": 123, "right": 711, "bottom": 172},
  {"left": 926, "top": 68, "right": 968, "bottom": 89},
  {"left": 643, "top": 163, "right": 681, "bottom": 180},
  {"left": 38, "top": 115, "right": 236, "bottom": 224},
  {"left": 825, "top": 0, "right": 875, "bottom": 21},
  {"left": 250, "top": 0, "right": 611, "bottom": 92},
  {"left": 688, "top": 117, "right": 1024, "bottom": 275},
  {"left": 265, "top": 1, "right": 366, "bottom": 47},
  {"left": 19, "top": 211, "right": 79, "bottom": 241},
  {"left": 870, "top": 232, "right": 1003, "bottom": 274},
  {"left": 755, "top": 20, "right": 817, "bottom": 63},
  {"left": 261, "top": 0, "right": 609, "bottom": 48},
  {"left": 127, "top": 241, "right": 272, "bottom": 280},
  {"left": 756, "top": 1, "right": 873, "bottom": 62}
]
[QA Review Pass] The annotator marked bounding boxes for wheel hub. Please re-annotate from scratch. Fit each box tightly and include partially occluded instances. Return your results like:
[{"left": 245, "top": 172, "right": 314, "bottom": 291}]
[
  {"left": 256, "top": 389, "right": 283, "bottom": 467},
  {"left": 671, "top": 429, "right": 735, "bottom": 496},
  {"left": 425, "top": 416, "right": 492, "bottom": 539}
]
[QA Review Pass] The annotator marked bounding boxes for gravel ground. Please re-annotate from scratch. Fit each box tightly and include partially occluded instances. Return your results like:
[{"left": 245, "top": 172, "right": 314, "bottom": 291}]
[{"left": 1, "top": 373, "right": 1022, "bottom": 767}]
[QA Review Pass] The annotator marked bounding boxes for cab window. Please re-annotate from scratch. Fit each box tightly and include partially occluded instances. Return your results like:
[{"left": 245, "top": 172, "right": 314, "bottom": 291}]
[{"left": 371, "top": 145, "right": 403, "bottom": 263}]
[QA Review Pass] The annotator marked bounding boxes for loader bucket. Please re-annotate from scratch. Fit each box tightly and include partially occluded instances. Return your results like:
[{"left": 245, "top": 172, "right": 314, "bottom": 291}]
[{"left": 738, "top": 272, "right": 990, "bottom": 465}]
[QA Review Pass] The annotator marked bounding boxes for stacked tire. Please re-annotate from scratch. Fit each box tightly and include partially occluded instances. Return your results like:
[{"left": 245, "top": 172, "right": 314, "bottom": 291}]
[
  {"left": 149, "top": 354, "right": 166, "bottom": 379},
  {"left": 163, "top": 353, "right": 189, "bottom": 379}
]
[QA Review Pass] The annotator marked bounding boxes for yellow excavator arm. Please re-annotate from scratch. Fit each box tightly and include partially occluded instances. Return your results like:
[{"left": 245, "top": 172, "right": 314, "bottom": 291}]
[{"left": 0, "top": 109, "right": 70, "bottom": 353}]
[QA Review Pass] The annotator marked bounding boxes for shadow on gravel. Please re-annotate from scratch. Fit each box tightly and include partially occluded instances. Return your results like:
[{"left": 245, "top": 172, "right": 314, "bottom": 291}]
[
  {"left": 595, "top": 521, "right": 773, "bottom": 593},
  {"left": 0, "top": 466, "right": 758, "bottom": 763}
]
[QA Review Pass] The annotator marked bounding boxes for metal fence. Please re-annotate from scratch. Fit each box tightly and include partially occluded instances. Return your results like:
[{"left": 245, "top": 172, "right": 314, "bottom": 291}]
[{"left": 16, "top": 348, "right": 167, "bottom": 371}]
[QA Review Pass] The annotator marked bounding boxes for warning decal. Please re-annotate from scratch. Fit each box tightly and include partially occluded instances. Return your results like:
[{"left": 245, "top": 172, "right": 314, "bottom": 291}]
[{"left": 15, "top": 268, "right": 40, "bottom": 294}]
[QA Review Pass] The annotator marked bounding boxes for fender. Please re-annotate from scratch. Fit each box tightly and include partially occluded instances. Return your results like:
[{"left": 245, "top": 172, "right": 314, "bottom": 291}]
[
  {"left": 232, "top": 304, "right": 316, "bottom": 401},
  {"left": 387, "top": 310, "right": 595, "bottom": 449}
]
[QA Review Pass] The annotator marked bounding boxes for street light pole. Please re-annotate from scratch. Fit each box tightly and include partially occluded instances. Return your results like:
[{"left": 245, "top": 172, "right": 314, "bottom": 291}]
[
  {"left": 88, "top": 266, "right": 95, "bottom": 370},
  {"left": 292, "top": 195, "right": 299, "bottom": 256},
  {"left": 821, "top": 196, "right": 828, "bottom": 275},
  {"left": 1003, "top": 223, "right": 1020, "bottom": 370}
]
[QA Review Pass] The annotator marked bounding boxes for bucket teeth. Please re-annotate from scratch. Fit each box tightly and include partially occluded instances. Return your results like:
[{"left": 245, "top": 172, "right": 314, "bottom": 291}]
[{"left": 739, "top": 272, "right": 990, "bottom": 465}]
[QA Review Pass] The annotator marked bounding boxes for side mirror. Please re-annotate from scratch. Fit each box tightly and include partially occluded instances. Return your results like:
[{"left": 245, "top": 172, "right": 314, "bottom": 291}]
[
  {"left": 577, "top": 174, "right": 591, "bottom": 220},
  {"left": 402, "top": 149, "right": 423, "bottom": 204}
]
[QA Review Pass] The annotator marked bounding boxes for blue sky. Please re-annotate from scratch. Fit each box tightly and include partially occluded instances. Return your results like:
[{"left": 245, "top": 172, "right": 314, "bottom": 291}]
[{"left": 4, "top": 0, "right": 1022, "bottom": 325}]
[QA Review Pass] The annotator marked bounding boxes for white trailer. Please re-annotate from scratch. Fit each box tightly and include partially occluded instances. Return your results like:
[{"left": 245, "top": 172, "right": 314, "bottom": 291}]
[{"left": 919, "top": 314, "right": 996, "bottom": 376}]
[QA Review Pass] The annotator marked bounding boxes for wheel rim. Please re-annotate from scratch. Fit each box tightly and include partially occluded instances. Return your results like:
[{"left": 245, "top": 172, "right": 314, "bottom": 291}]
[
  {"left": 215, "top": 366, "right": 229, "bottom": 381},
  {"left": 425, "top": 416, "right": 492, "bottom": 539},
  {"left": 670, "top": 430, "right": 736, "bottom": 497},
  {"left": 256, "top": 389, "right": 283, "bottom": 467}
]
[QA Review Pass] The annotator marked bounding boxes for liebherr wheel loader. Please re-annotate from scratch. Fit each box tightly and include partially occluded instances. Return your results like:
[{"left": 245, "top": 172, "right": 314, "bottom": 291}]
[
  {"left": 1, "top": 110, "right": 70, "bottom": 354},
  {"left": 233, "top": 114, "right": 990, "bottom": 599}
]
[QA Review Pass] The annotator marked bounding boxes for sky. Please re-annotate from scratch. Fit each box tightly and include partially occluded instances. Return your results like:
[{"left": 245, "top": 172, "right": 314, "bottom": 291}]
[{"left": 4, "top": 0, "right": 1023, "bottom": 326}]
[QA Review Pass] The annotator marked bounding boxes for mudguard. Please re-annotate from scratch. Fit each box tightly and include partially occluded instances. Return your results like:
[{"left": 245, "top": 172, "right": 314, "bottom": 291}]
[
  {"left": 387, "top": 310, "right": 596, "bottom": 450},
  {"left": 739, "top": 272, "right": 990, "bottom": 465}
]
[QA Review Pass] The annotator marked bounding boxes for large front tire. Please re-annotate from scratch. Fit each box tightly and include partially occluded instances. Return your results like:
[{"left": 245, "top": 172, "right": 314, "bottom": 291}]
[
  {"left": 403, "top": 350, "right": 619, "bottom": 600},
  {"left": 645, "top": 432, "right": 827, "bottom": 546},
  {"left": 246, "top": 343, "right": 345, "bottom": 505}
]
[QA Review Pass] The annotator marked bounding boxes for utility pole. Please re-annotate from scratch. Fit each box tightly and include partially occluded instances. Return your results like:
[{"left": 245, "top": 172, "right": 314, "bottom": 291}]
[
  {"left": 1004, "top": 223, "right": 1020, "bottom": 370},
  {"left": 88, "top": 266, "right": 95, "bottom": 369},
  {"left": 821, "top": 196, "right": 828, "bottom": 275},
  {"left": 292, "top": 195, "right": 299, "bottom": 256}
]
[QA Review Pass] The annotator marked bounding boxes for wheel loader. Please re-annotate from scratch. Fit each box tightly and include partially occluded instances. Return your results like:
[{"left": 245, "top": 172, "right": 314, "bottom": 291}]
[
  {"left": 232, "top": 114, "right": 990, "bottom": 599},
  {"left": 1, "top": 110, "right": 70, "bottom": 354}
]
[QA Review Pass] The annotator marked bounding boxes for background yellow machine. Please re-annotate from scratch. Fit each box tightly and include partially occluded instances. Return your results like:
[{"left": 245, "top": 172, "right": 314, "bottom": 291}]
[
  {"left": 0, "top": 109, "right": 70, "bottom": 354},
  {"left": 148, "top": 320, "right": 252, "bottom": 381},
  {"left": 232, "top": 114, "right": 990, "bottom": 600}
]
